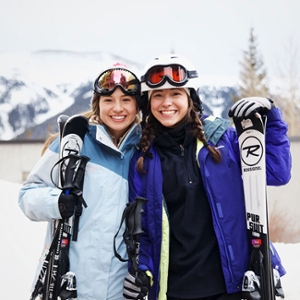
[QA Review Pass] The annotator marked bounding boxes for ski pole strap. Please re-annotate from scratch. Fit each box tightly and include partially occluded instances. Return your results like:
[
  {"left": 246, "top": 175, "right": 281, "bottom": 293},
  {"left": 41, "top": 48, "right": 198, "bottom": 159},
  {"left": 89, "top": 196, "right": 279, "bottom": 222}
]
[
  {"left": 113, "top": 201, "right": 136, "bottom": 262},
  {"left": 114, "top": 197, "right": 147, "bottom": 271},
  {"left": 50, "top": 154, "right": 78, "bottom": 190},
  {"left": 72, "top": 190, "right": 87, "bottom": 241}
]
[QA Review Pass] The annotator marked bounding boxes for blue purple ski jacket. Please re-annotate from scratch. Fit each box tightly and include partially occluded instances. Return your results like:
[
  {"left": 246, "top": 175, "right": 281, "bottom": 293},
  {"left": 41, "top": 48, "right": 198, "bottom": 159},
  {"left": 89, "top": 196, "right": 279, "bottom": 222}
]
[{"left": 128, "top": 108, "right": 291, "bottom": 300}]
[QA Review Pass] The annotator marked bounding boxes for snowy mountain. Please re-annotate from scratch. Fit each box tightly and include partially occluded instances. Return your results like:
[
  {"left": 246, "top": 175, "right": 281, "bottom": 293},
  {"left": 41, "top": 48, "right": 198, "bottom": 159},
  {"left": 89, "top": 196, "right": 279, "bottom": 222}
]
[{"left": 0, "top": 50, "right": 239, "bottom": 140}]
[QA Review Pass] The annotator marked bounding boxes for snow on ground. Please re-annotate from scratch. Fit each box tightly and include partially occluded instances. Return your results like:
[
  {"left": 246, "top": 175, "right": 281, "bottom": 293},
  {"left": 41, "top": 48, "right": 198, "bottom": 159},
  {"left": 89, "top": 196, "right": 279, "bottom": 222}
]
[
  {"left": 0, "top": 180, "right": 47, "bottom": 299},
  {"left": 275, "top": 243, "right": 300, "bottom": 300},
  {"left": 0, "top": 179, "right": 299, "bottom": 299}
]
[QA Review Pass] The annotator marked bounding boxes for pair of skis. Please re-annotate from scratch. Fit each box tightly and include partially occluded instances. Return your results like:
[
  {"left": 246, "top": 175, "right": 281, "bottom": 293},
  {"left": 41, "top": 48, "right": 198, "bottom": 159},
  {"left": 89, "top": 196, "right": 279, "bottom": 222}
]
[
  {"left": 233, "top": 113, "right": 284, "bottom": 300},
  {"left": 30, "top": 114, "right": 89, "bottom": 300}
]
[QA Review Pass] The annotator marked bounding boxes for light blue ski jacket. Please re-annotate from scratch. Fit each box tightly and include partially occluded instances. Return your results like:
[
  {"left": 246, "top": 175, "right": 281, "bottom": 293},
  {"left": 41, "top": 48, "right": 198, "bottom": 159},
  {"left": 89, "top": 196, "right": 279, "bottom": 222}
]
[
  {"left": 19, "top": 122, "right": 141, "bottom": 300},
  {"left": 128, "top": 108, "right": 291, "bottom": 300}
]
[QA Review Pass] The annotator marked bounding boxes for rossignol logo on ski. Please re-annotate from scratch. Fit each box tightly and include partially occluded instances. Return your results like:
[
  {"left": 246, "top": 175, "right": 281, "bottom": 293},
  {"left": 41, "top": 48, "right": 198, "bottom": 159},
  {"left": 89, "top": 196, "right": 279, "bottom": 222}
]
[{"left": 241, "top": 135, "right": 263, "bottom": 171}]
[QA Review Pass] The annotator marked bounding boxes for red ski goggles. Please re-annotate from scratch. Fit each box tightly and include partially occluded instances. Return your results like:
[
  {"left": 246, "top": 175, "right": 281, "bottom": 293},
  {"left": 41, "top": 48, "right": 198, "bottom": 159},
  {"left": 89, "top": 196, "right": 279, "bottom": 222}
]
[
  {"left": 141, "top": 64, "right": 198, "bottom": 88},
  {"left": 94, "top": 68, "right": 140, "bottom": 96}
]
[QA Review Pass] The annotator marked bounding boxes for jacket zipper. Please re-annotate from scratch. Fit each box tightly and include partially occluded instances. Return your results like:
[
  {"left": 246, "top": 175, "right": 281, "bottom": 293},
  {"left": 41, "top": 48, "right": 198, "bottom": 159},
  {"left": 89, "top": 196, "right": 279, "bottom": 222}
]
[
  {"left": 179, "top": 144, "right": 193, "bottom": 184},
  {"left": 198, "top": 150, "right": 235, "bottom": 284}
]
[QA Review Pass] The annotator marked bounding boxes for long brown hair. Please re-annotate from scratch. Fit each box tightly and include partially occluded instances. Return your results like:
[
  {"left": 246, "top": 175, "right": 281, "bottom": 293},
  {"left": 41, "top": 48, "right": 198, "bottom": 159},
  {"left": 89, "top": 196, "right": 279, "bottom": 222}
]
[
  {"left": 41, "top": 92, "right": 141, "bottom": 156},
  {"left": 136, "top": 96, "right": 221, "bottom": 174}
]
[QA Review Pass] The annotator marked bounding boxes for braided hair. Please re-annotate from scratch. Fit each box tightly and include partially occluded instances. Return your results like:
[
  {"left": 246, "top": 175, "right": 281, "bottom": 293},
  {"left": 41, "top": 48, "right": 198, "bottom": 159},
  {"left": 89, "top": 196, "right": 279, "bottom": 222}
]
[{"left": 136, "top": 94, "right": 221, "bottom": 174}]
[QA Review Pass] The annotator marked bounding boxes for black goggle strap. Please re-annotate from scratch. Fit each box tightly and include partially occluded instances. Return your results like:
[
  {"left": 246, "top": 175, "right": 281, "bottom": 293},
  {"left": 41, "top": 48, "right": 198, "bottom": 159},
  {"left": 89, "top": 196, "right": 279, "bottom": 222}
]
[{"left": 96, "top": 83, "right": 137, "bottom": 96}]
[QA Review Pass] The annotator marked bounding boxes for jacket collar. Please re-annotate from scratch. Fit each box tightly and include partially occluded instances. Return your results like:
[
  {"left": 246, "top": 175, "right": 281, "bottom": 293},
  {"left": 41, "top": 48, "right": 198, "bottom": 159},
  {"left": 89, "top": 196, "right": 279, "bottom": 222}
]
[
  {"left": 89, "top": 123, "right": 141, "bottom": 152},
  {"left": 202, "top": 115, "right": 230, "bottom": 145}
]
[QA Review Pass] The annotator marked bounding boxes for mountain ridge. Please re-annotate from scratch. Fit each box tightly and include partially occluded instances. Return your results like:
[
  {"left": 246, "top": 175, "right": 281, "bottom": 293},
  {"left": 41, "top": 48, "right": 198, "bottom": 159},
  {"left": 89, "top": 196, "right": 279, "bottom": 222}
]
[{"left": 0, "top": 50, "right": 238, "bottom": 140}]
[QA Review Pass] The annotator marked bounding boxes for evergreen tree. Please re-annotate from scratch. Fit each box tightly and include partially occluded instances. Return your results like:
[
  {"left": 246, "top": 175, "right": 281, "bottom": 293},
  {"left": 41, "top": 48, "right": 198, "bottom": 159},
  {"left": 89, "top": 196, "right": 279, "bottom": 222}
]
[
  {"left": 236, "top": 28, "right": 270, "bottom": 100},
  {"left": 274, "top": 37, "right": 300, "bottom": 136}
]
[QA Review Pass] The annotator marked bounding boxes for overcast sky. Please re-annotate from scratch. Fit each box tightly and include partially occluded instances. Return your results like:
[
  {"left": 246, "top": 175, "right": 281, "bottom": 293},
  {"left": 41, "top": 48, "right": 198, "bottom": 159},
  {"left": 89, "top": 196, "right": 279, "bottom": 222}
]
[{"left": 0, "top": 0, "right": 299, "bottom": 78}]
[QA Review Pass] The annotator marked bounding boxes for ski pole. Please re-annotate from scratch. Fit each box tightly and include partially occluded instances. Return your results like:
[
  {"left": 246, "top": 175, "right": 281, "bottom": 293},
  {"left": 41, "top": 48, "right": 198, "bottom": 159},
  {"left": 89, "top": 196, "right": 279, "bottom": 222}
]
[
  {"left": 130, "top": 197, "right": 147, "bottom": 276},
  {"left": 58, "top": 155, "right": 89, "bottom": 300},
  {"left": 114, "top": 197, "right": 148, "bottom": 299}
]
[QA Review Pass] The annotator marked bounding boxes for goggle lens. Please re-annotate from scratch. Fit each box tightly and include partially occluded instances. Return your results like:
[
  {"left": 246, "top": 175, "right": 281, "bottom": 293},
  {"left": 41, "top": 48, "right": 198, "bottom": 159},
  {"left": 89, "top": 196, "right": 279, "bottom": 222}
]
[
  {"left": 94, "top": 69, "right": 140, "bottom": 95},
  {"left": 147, "top": 65, "right": 187, "bottom": 85}
]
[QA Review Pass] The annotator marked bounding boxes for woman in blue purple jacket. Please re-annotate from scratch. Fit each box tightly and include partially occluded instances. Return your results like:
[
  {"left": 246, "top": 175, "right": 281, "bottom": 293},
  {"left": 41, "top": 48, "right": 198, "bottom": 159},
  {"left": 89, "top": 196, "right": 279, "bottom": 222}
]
[{"left": 122, "top": 54, "right": 291, "bottom": 300}]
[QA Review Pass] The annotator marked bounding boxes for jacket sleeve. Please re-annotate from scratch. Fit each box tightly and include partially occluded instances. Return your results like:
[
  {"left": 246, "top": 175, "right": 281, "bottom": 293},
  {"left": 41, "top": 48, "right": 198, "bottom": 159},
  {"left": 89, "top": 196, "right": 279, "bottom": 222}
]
[
  {"left": 226, "top": 108, "right": 292, "bottom": 186},
  {"left": 128, "top": 151, "right": 156, "bottom": 276},
  {"left": 18, "top": 138, "right": 63, "bottom": 222},
  {"left": 265, "top": 107, "right": 292, "bottom": 186}
]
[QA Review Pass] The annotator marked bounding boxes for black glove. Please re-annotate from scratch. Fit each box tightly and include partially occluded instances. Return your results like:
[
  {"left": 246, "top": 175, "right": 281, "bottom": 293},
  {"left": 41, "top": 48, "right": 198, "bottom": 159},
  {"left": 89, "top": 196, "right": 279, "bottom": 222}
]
[
  {"left": 123, "top": 271, "right": 150, "bottom": 300},
  {"left": 228, "top": 97, "right": 274, "bottom": 119},
  {"left": 58, "top": 192, "right": 77, "bottom": 219}
]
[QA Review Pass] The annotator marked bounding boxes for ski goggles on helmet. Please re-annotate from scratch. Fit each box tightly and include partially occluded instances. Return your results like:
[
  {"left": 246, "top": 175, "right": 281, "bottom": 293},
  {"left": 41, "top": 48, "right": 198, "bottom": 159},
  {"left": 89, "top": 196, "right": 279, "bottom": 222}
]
[
  {"left": 94, "top": 68, "right": 140, "bottom": 96},
  {"left": 141, "top": 64, "right": 198, "bottom": 88}
]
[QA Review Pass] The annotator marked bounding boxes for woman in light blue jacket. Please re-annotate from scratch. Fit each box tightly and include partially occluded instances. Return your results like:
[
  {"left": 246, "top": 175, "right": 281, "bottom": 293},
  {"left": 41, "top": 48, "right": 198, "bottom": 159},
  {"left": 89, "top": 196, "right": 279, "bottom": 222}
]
[{"left": 18, "top": 63, "right": 142, "bottom": 299}]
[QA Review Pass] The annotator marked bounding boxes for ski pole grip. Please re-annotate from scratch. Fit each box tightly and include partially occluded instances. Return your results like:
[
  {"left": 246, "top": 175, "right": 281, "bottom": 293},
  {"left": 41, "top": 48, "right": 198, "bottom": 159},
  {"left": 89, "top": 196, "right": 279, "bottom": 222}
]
[
  {"left": 62, "top": 154, "right": 81, "bottom": 192},
  {"left": 72, "top": 156, "right": 90, "bottom": 190},
  {"left": 132, "top": 197, "right": 147, "bottom": 236}
]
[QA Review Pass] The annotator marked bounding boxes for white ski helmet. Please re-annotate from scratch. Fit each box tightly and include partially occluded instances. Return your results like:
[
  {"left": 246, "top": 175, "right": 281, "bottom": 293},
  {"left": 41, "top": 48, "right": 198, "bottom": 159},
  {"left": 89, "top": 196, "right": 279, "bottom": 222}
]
[
  {"left": 141, "top": 54, "right": 200, "bottom": 94},
  {"left": 139, "top": 54, "right": 202, "bottom": 113}
]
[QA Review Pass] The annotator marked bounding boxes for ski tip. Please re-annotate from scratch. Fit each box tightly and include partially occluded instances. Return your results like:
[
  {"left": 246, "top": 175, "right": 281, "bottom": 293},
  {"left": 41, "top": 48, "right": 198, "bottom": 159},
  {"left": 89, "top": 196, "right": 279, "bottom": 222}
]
[
  {"left": 66, "top": 114, "right": 89, "bottom": 124},
  {"left": 60, "top": 114, "right": 90, "bottom": 141},
  {"left": 57, "top": 114, "right": 70, "bottom": 124}
]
